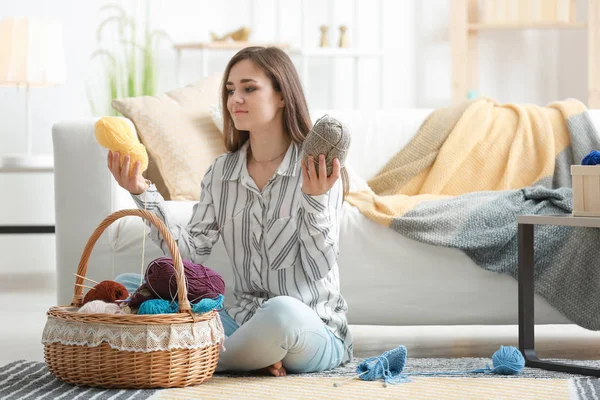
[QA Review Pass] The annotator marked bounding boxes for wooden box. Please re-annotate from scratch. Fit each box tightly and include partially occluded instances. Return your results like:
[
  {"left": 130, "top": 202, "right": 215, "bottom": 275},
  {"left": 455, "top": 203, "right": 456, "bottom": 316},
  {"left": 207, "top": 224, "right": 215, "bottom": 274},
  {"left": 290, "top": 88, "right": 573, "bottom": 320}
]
[{"left": 571, "top": 165, "right": 600, "bottom": 217}]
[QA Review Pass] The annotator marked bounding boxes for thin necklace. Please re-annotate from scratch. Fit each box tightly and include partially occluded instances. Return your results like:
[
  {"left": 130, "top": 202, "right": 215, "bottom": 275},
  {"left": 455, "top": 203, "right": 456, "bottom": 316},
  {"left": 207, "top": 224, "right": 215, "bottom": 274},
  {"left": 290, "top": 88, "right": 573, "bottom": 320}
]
[{"left": 249, "top": 146, "right": 288, "bottom": 164}]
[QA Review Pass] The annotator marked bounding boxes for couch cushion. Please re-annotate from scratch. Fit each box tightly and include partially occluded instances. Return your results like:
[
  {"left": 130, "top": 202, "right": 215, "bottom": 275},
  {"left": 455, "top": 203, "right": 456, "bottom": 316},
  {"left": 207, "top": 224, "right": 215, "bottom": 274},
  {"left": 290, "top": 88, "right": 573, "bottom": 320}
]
[
  {"left": 309, "top": 109, "right": 434, "bottom": 181},
  {"left": 111, "top": 74, "right": 227, "bottom": 201}
]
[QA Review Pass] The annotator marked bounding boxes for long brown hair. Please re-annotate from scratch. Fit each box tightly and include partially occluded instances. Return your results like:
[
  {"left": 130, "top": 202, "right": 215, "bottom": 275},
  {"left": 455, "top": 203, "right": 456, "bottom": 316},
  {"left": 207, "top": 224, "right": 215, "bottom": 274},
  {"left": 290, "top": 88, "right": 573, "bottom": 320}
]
[{"left": 220, "top": 46, "right": 349, "bottom": 196}]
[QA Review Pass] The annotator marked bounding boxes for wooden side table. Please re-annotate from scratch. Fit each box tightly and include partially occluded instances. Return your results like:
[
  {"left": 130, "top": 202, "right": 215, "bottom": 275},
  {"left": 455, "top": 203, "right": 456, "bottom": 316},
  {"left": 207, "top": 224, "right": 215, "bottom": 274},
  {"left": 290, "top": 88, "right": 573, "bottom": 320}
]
[
  {"left": 0, "top": 156, "right": 55, "bottom": 234},
  {"left": 518, "top": 214, "right": 600, "bottom": 376}
]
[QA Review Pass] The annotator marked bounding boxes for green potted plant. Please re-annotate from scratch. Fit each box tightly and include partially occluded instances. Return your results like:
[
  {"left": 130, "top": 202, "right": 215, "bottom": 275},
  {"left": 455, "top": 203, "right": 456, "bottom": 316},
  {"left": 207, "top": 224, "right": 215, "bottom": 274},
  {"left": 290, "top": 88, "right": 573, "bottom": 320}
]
[{"left": 87, "top": 2, "right": 172, "bottom": 116}]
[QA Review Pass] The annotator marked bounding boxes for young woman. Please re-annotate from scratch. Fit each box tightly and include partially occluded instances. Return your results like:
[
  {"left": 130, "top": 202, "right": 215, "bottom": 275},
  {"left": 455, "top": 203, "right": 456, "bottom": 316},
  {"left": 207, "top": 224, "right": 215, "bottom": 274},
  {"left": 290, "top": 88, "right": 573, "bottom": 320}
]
[{"left": 108, "top": 46, "right": 353, "bottom": 376}]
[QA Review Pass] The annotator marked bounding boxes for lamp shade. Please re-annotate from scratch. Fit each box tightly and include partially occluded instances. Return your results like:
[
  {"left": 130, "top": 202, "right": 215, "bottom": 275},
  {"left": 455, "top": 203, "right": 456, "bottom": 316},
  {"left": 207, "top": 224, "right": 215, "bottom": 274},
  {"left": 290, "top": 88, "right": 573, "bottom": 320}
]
[{"left": 0, "top": 16, "right": 66, "bottom": 87}]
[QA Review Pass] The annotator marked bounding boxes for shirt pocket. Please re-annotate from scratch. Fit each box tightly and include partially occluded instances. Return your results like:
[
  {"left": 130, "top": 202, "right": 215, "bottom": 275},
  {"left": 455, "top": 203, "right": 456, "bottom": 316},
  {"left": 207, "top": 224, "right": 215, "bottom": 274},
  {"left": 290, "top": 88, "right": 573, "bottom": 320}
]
[{"left": 265, "top": 215, "right": 300, "bottom": 270}]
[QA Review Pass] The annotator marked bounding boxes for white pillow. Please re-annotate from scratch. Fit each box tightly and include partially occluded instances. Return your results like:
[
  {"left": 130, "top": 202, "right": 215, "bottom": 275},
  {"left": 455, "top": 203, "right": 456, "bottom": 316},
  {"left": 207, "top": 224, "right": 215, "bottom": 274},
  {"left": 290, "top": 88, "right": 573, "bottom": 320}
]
[{"left": 344, "top": 163, "right": 370, "bottom": 192}]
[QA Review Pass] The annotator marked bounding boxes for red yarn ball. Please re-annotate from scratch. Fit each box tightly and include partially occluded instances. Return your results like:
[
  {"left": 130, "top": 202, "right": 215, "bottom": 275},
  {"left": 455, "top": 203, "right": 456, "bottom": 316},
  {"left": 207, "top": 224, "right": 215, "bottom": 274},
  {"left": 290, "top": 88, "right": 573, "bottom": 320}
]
[{"left": 83, "top": 281, "right": 129, "bottom": 305}]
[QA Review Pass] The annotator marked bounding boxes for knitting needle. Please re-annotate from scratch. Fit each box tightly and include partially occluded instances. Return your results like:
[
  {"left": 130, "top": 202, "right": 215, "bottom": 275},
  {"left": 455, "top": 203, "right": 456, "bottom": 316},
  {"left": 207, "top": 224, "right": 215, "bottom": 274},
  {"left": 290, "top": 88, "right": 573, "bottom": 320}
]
[
  {"left": 72, "top": 273, "right": 100, "bottom": 285},
  {"left": 75, "top": 283, "right": 96, "bottom": 290},
  {"left": 332, "top": 370, "right": 369, "bottom": 387}
]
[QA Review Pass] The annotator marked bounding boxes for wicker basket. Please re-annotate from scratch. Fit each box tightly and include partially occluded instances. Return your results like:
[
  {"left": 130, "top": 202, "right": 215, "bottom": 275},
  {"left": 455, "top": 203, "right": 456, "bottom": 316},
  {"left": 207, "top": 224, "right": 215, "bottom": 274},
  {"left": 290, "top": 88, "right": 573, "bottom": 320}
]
[{"left": 42, "top": 209, "right": 223, "bottom": 389}]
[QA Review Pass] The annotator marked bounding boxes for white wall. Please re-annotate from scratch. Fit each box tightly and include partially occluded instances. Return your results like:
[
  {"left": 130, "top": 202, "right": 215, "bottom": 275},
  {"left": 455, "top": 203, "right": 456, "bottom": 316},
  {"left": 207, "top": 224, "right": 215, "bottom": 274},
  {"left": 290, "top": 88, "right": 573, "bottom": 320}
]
[
  {"left": 0, "top": 0, "right": 589, "bottom": 157},
  {"left": 558, "top": 0, "right": 589, "bottom": 103}
]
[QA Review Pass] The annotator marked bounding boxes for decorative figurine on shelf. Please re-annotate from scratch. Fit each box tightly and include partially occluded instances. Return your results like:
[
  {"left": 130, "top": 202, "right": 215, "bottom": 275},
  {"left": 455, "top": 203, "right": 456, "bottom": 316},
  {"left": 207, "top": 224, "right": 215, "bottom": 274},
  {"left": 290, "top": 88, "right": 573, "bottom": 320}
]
[
  {"left": 319, "top": 25, "right": 329, "bottom": 47},
  {"left": 210, "top": 26, "right": 251, "bottom": 42},
  {"left": 338, "top": 25, "right": 348, "bottom": 48}
]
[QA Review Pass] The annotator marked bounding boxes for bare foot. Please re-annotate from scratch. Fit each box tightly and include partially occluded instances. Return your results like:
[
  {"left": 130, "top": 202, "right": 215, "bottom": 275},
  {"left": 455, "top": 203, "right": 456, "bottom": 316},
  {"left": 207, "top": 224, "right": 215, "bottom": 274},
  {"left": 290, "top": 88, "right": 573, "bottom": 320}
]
[{"left": 267, "top": 361, "right": 287, "bottom": 377}]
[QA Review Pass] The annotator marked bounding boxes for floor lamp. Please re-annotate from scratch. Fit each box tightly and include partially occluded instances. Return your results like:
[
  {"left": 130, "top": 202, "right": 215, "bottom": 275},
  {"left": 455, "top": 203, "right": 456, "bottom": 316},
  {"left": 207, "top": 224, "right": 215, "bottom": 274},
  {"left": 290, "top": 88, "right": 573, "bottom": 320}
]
[{"left": 0, "top": 16, "right": 66, "bottom": 168}]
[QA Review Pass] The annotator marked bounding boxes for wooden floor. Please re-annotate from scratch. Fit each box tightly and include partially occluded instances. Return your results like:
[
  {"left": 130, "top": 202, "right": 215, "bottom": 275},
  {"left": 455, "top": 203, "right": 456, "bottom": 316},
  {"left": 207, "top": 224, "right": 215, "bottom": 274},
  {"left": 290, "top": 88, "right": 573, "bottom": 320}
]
[{"left": 3, "top": 270, "right": 600, "bottom": 367}]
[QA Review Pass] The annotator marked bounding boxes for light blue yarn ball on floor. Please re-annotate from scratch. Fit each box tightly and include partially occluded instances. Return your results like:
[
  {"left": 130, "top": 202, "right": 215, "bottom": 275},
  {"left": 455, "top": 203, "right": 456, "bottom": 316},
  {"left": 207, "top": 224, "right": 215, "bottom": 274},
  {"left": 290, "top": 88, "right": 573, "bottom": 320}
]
[{"left": 491, "top": 345, "right": 525, "bottom": 375}]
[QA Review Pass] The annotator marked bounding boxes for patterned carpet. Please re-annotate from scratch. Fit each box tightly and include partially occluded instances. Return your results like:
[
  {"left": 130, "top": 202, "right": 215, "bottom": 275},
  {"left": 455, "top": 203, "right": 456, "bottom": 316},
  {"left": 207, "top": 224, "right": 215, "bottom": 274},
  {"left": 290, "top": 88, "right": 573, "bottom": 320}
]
[
  {"left": 2, "top": 358, "right": 600, "bottom": 399},
  {"left": 252, "top": 356, "right": 600, "bottom": 380}
]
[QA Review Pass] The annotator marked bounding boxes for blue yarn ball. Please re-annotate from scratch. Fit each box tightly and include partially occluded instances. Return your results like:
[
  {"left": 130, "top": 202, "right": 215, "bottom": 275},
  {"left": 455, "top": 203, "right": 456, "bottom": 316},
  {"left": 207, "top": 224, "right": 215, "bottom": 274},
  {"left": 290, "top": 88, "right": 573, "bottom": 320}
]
[
  {"left": 137, "top": 299, "right": 177, "bottom": 315},
  {"left": 491, "top": 346, "right": 525, "bottom": 375},
  {"left": 582, "top": 150, "right": 600, "bottom": 165},
  {"left": 137, "top": 296, "right": 224, "bottom": 315}
]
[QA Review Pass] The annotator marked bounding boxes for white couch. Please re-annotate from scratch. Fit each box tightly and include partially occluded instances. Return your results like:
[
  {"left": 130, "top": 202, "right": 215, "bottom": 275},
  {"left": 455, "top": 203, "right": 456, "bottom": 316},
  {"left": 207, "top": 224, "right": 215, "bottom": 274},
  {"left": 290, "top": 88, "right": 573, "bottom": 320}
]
[{"left": 53, "top": 109, "right": 578, "bottom": 331}]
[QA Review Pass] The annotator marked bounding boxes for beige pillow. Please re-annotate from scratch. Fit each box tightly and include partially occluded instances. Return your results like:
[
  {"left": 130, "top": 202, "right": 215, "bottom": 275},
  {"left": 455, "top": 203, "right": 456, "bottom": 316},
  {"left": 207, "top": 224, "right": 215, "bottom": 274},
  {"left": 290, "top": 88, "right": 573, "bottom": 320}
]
[
  {"left": 209, "top": 104, "right": 224, "bottom": 134},
  {"left": 112, "top": 74, "right": 227, "bottom": 201}
]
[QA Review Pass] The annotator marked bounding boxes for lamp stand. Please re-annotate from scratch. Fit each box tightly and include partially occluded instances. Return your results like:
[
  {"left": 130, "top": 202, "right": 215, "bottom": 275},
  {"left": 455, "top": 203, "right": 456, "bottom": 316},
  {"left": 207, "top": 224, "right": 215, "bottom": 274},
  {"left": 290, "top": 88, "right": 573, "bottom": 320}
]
[
  {"left": 0, "top": 84, "right": 53, "bottom": 170},
  {"left": 26, "top": 83, "right": 32, "bottom": 156}
]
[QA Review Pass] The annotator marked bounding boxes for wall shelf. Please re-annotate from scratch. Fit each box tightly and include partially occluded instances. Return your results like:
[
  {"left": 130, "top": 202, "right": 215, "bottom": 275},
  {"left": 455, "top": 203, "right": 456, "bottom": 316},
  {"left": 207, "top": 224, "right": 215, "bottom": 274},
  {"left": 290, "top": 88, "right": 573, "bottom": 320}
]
[
  {"left": 172, "top": 0, "right": 385, "bottom": 109},
  {"left": 173, "top": 41, "right": 290, "bottom": 50},
  {"left": 468, "top": 21, "right": 587, "bottom": 30},
  {"left": 173, "top": 44, "right": 385, "bottom": 109},
  {"left": 288, "top": 48, "right": 385, "bottom": 57},
  {"left": 451, "top": 0, "right": 600, "bottom": 108}
]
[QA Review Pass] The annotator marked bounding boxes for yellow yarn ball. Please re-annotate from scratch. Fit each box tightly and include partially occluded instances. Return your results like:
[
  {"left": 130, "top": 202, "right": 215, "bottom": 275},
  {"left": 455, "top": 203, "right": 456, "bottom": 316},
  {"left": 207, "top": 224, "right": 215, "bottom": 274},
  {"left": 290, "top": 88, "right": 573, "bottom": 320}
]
[{"left": 94, "top": 117, "right": 148, "bottom": 176}]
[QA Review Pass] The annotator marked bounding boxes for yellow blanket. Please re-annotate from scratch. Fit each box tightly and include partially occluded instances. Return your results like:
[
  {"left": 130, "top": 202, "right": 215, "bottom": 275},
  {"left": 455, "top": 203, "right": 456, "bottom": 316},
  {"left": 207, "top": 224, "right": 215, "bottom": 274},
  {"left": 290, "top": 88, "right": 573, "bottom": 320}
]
[{"left": 345, "top": 98, "right": 588, "bottom": 226}]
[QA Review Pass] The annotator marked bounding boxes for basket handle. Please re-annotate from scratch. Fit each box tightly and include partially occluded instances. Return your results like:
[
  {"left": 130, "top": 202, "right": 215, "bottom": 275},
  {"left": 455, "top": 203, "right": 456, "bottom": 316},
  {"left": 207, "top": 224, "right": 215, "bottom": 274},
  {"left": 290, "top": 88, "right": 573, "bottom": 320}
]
[{"left": 71, "top": 209, "right": 192, "bottom": 313}]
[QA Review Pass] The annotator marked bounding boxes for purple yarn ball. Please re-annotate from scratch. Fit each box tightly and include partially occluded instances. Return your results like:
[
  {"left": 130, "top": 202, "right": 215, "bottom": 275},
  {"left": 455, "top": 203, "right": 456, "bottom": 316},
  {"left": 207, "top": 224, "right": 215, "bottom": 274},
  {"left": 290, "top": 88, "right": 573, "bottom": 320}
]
[{"left": 129, "top": 257, "right": 225, "bottom": 308}]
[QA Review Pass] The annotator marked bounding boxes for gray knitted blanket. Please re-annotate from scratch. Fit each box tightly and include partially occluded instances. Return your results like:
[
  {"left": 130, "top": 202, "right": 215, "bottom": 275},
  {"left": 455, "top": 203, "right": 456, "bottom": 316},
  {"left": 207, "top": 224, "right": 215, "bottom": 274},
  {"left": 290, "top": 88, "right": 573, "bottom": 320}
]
[{"left": 393, "top": 185, "right": 600, "bottom": 329}]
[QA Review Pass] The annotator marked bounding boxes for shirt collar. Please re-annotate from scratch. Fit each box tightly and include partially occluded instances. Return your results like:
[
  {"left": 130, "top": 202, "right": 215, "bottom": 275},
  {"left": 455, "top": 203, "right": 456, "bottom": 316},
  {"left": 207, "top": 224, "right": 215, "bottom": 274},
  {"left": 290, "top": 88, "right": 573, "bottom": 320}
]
[
  {"left": 222, "top": 140, "right": 300, "bottom": 181},
  {"left": 276, "top": 141, "right": 300, "bottom": 177}
]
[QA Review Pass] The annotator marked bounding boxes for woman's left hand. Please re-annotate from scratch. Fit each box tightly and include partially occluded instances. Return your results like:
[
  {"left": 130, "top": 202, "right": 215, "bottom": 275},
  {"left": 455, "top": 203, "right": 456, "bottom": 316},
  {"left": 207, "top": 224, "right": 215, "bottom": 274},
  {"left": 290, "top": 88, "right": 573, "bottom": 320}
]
[{"left": 301, "top": 154, "right": 340, "bottom": 196}]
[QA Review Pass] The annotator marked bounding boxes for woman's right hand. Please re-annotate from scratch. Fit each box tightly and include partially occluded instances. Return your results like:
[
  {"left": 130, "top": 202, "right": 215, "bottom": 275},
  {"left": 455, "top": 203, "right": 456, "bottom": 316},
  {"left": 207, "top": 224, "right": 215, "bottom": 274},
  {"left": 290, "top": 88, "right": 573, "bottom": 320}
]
[{"left": 108, "top": 150, "right": 149, "bottom": 195}]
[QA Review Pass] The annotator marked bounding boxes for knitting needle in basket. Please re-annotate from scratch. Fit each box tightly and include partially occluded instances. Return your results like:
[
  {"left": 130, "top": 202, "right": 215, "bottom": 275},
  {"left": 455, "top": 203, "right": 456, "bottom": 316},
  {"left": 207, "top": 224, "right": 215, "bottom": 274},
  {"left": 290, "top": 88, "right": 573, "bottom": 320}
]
[
  {"left": 72, "top": 273, "right": 100, "bottom": 285},
  {"left": 75, "top": 283, "right": 96, "bottom": 290}
]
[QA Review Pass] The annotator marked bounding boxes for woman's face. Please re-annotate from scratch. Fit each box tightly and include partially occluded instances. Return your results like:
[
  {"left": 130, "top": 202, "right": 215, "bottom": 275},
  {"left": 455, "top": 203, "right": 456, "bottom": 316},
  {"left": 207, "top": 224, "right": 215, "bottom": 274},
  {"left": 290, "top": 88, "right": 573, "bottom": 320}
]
[{"left": 226, "top": 59, "right": 285, "bottom": 133}]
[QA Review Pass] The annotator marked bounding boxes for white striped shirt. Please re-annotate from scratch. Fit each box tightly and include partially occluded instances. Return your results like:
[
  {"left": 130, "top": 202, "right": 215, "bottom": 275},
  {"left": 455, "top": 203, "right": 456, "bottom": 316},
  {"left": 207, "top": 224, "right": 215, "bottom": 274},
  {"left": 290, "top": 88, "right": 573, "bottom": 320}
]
[{"left": 133, "top": 141, "right": 353, "bottom": 363}]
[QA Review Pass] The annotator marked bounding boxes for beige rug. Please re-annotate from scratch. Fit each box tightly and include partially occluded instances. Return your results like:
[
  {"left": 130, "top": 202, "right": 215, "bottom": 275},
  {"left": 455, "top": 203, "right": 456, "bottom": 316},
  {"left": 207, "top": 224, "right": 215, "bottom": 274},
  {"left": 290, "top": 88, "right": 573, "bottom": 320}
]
[
  {"left": 3, "top": 360, "right": 592, "bottom": 399},
  {"left": 151, "top": 376, "right": 571, "bottom": 400}
]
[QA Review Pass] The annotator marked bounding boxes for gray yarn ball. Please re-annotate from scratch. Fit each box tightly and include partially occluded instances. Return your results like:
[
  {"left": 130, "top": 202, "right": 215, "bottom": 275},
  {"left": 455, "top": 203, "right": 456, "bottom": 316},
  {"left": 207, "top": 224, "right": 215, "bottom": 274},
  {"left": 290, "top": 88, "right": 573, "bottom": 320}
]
[{"left": 303, "top": 115, "right": 351, "bottom": 177}]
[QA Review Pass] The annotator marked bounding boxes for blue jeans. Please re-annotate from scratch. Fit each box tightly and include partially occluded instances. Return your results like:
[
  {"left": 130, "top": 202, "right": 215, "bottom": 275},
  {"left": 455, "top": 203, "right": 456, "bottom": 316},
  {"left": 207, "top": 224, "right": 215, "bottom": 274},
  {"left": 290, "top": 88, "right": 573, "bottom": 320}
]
[{"left": 115, "top": 273, "right": 344, "bottom": 374}]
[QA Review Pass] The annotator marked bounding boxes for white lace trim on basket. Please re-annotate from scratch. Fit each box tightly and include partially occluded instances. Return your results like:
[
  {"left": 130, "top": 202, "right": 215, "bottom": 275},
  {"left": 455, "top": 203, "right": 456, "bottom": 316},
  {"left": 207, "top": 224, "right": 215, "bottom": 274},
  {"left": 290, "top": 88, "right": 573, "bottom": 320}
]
[{"left": 42, "top": 314, "right": 225, "bottom": 353}]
